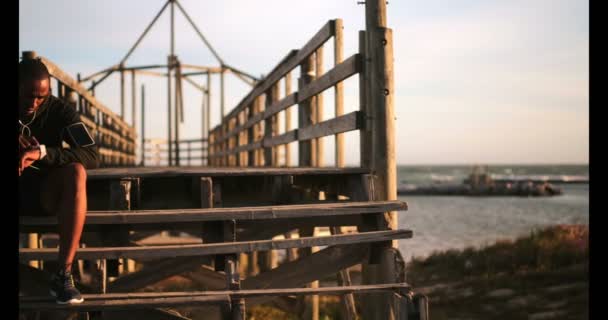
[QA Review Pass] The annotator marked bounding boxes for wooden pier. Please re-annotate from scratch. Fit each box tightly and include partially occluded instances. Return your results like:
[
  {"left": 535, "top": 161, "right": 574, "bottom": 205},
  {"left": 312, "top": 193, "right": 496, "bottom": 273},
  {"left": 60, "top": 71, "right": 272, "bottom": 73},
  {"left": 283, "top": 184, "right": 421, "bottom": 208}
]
[{"left": 19, "top": 1, "right": 429, "bottom": 319}]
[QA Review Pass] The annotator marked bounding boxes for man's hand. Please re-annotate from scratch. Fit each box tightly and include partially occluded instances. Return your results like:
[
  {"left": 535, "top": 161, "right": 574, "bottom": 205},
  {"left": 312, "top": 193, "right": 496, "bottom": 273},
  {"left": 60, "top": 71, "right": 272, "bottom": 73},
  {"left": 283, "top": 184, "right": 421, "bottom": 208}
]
[
  {"left": 18, "top": 136, "right": 40, "bottom": 176},
  {"left": 19, "top": 135, "right": 39, "bottom": 154},
  {"left": 19, "top": 149, "right": 41, "bottom": 176}
]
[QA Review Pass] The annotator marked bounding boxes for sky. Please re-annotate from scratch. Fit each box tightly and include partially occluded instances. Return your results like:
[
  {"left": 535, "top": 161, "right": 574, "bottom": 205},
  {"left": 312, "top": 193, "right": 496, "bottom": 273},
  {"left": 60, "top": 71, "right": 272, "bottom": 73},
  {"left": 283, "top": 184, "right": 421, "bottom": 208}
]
[{"left": 19, "top": 0, "right": 588, "bottom": 165}]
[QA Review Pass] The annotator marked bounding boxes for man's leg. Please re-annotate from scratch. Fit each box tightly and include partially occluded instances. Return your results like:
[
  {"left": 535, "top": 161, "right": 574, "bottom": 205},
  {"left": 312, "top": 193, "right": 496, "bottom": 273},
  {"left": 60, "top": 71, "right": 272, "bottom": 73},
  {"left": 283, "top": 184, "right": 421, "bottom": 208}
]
[{"left": 41, "top": 162, "right": 88, "bottom": 274}]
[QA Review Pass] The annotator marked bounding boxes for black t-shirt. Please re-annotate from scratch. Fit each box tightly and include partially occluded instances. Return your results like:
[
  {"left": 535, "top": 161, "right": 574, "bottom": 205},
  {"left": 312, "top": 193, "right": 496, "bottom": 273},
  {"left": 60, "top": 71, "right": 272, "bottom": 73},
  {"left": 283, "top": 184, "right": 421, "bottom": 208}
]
[{"left": 18, "top": 95, "right": 99, "bottom": 171}]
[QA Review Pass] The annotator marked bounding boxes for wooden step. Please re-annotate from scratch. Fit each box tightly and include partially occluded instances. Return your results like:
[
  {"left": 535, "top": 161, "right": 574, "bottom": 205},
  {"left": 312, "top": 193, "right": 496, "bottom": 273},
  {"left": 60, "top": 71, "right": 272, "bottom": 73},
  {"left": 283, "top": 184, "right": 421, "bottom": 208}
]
[
  {"left": 20, "top": 201, "right": 406, "bottom": 228},
  {"left": 19, "top": 229, "right": 412, "bottom": 261},
  {"left": 20, "top": 283, "right": 411, "bottom": 311},
  {"left": 87, "top": 166, "right": 370, "bottom": 180}
]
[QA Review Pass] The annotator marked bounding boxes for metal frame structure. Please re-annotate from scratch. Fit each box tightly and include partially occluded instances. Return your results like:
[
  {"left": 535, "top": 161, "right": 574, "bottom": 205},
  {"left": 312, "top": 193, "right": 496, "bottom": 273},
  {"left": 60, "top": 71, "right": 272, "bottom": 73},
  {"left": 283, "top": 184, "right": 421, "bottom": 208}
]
[{"left": 78, "top": 0, "right": 258, "bottom": 166}]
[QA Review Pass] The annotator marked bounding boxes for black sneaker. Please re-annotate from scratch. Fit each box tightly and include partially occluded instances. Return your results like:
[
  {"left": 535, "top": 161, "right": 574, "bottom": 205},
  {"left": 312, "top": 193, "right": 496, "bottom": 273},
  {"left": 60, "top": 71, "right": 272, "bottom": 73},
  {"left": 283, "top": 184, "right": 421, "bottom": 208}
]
[{"left": 49, "top": 270, "right": 84, "bottom": 304}]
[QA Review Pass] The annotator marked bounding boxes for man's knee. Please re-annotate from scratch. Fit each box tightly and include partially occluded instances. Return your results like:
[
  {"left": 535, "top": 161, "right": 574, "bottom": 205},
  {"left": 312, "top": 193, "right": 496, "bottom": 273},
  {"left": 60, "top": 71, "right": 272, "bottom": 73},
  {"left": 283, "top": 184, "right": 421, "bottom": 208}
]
[{"left": 63, "top": 163, "right": 87, "bottom": 187}]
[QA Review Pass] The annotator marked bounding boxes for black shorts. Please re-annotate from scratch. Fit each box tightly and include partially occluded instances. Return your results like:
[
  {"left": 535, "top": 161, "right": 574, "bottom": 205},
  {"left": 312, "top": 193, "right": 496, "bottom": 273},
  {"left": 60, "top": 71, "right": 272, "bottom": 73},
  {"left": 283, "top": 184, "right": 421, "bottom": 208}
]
[{"left": 19, "top": 169, "right": 52, "bottom": 217}]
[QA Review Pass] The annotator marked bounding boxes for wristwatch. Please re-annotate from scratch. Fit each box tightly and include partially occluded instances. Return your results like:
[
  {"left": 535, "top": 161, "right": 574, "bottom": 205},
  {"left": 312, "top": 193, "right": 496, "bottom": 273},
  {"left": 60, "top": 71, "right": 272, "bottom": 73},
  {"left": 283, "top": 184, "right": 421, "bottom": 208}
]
[{"left": 38, "top": 144, "right": 47, "bottom": 160}]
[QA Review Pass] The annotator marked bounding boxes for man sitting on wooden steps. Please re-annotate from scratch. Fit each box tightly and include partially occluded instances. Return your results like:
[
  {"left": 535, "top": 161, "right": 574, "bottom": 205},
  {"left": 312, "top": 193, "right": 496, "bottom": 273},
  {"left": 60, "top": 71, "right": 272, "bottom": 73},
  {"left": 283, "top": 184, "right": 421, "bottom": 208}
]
[{"left": 18, "top": 57, "right": 99, "bottom": 304}]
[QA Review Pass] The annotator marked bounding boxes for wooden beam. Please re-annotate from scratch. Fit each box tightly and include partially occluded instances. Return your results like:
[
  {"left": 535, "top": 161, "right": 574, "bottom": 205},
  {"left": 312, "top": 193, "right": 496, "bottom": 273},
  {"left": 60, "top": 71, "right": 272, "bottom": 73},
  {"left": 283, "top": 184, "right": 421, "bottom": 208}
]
[
  {"left": 210, "top": 54, "right": 360, "bottom": 149},
  {"left": 119, "top": 0, "right": 170, "bottom": 65},
  {"left": 84, "top": 165, "right": 369, "bottom": 179},
  {"left": 174, "top": 0, "right": 225, "bottom": 65},
  {"left": 20, "top": 201, "right": 407, "bottom": 227},
  {"left": 20, "top": 295, "right": 230, "bottom": 312},
  {"left": 218, "top": 20, "right": 336, "bottom": 129},
  {"left": 107, "top": 257, "right": 208, "bottom": 293},
  {"left": 22, "top": 283, "right": 410, "bottom": 303},
  {"left": 167, "top": 55, "right": 173, "bottom": 166},
  {"left": 298, "top": 54, "right": 361, "bottom": 103},
  {"left": 212, "top": 111, "right": 364, "bottom": 155},
  {"left": 363, "top": 2, "right": 398, "bottom": 318},
  {"left": 299, "top": 54, "right": 315, "bottom": 167},
  {"left": 19, "top": 230, "right": 412, "bottom": 261},
  {"left": 359, "top": 30, "right": 371, "bottom": 168},
  {"left": 298, "top": 111, "right": 364, "bottom": 142},
  {"left": 120, "top": 68, "right": 125, "bottom": 118},
  {"left": 242, "top": 244, "right": 367, "bottom": 306},
  {"left": 285, "top": 72, "right": 293, "bottom": 166},
  {"left": 335, "top": 19, "right": 345, "bottom": 168},
  {"left": 131, "top": 70, "right": 137, "bottom": 133},
  {"left": 180, "top": 64, "right": 223, "bottom": 73},
  {"left": 40, "top": 57, "right": 135, "bottom": 136},
  {"left": 332, "top": 227, "right": 357, "bottom": 320},
  {"left": 182, "top": 75, "right": 206, "bottom": 92},
  {"left": 79, "top": 65, "right": 119, "bottom": 83},
  {"left": 237, "top": 214, "right": 364, "bottom": 241},
  {"left": 315, "top": 45, "right": 325, "bottom": 169}
]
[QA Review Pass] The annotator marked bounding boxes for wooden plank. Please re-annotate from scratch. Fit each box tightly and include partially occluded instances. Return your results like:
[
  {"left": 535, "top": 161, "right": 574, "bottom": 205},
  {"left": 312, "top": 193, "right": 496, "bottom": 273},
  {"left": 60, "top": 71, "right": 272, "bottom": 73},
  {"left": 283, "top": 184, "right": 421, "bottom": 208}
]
[
  {"left": 22, "top": 283, "right": 411, "bottom": 302},
  {"left": 359, "top": 30, "right": 371, "bottom": 167},
  {"left": 237, "top": 214, "right": 364, "bottom": 241},
  {"left": 220, "top": 21, "right": 335, "bottom": 124},
  {"left": 40, "top": 57, "right": 135, "bottom": 136},
  {"left": 331, "top": 227, "right": 357, "bottom": 320},
  {"left": 211, "top": 90, "right": 297, "bottom": 148},
  {"left": 107, "top": 257, "right": 208, "bottom": 293},
  {"left": 86, "top": 166, "right": 369, "bottom": 179},
  {"left": 214, "top": 111, "right": 363, "bottom": 155},
  {"left": 20, "top": 295, "right": 230, "bottom": 311},
  {"left": 285, "top": 72, "right": 293, "bottom": 166},
  {"left": 316, "top": 45, "right": 325, "bottom": 171},
  {"left": 263, "top": 85, "right": 277, "bottom": 166},
  {"left": 181, "top": 264, "right": 227, "bottom": 290},
  {"left": 100, "top": 309, "right": 193, "bottom": 320},
  {"left": 299, "top": 111, "right": 363, "bottom": 141},
  {"left": 363, "top": 3, "right": 398, "bottom": 319},
  {"left": 19, "top": 230, "right": 412, "bottom": 261},
  {"left": 262, "top": 94, "right": 297, "bottom": 131},
  {"left": 20, "top": 201, "right": 406, "bottom": 226},
  {"left": 335, "top": 19, "right": 345, "bottom": 167},
  {"left": 264, "top": 130, "right": 297, "bottom": 148},
  {"left": 298, "top": 54, "right": 361, "bottom": 103},
  {"left": 299, "top": 55, "right": 315, "bottom": 167},
  {"left": 243, "top": 244, "right": 367, "bottom": 306}
]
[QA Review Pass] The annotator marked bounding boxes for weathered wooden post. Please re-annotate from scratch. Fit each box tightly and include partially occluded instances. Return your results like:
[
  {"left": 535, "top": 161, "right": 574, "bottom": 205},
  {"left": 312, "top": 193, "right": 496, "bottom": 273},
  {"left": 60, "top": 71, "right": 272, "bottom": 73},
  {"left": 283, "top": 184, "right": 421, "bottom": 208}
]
[
  {"left": 254, "top": 96, "right": 264, "bottom": 166},
  {"left": 120, "top": 64, "right": 125, "bottom": 119},
  {"left": 299, "top": 56, "right": 315, "bottom": 167},
  {"left": 174, "top": 58, "right": 182, "bottom": 166},
  {"left": 361, "top": 0, "right": 399, "bottom": 319},
  {"left": 247, "top": 101, "right": 256, "bottom": 167},
  {"left": 335, "top": 19, "right": 345, "bottom": 167},
  {"left": 315, "top": 46, "right": 324, "bottom": 168},
  {"left": 298, "top": 54, "right": 318, "bottom": 320},
  {"left": 284, "top": 72, "right": 293, "bottom": 166},
  {"left": 359, "top": 30, "right": 371, "bottom": 167},
  {"left": 167, "top": 55, "right": 173, "bottom": 166},
  {"left": 131, "top": 70, "right": 137, "bottom": 132},
  {"left": 207, "top": 72, "right": 212, "bottom": 165}
]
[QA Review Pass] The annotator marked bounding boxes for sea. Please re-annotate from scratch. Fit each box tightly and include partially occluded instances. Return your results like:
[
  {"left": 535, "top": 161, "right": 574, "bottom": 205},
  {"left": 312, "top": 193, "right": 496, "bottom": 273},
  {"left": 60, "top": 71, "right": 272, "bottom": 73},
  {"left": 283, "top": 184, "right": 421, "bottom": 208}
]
[{"left": 396, "top": 164, "right": 589, "bottom": 261}]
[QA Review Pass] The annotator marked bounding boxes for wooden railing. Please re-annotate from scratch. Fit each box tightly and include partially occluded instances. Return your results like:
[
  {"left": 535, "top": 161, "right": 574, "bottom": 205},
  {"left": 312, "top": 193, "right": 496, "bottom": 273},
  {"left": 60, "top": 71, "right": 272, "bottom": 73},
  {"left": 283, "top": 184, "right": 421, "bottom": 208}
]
[
  {"left": 208, "top": 19, "right": 357, "bottom": 168},
  {"left": 143, "top": 138, "right": 208, "bottom": 166},
  {"left": 25, "top": 53, "right": 138, "bottom": 167}
]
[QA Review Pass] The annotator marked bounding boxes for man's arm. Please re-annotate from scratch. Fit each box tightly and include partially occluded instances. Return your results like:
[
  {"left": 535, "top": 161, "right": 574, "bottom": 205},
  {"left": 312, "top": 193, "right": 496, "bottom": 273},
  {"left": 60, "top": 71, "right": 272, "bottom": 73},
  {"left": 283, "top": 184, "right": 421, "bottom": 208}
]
[{"left": 36, "top": 102, "right": 100, "bottom": 169}]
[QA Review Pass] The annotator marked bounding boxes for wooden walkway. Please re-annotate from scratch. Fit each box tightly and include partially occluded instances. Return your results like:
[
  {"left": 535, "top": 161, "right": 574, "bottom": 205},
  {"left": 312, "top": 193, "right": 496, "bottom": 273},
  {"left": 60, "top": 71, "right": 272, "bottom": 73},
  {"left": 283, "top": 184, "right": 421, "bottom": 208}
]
[
  {"left": 19, "top": 166, "right": 425, "bottom": 319},
  {"left": 19, "top": 1, "right": 430, "bottom": 318}
]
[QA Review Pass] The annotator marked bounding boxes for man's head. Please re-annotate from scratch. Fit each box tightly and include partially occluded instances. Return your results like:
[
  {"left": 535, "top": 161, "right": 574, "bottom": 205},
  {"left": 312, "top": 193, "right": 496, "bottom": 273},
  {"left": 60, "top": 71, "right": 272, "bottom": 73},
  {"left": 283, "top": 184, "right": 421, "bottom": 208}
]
[{"left": 19, "top": 58, "right": 51, "bottom": 116}]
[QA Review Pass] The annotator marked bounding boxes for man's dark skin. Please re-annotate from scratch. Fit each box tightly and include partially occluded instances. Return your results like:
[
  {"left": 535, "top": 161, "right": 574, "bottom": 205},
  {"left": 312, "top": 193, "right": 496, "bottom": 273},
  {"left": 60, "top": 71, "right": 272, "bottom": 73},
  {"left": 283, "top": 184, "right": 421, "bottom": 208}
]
[{"left": 19, "top": 76, "right": 88, "bottom": 275}]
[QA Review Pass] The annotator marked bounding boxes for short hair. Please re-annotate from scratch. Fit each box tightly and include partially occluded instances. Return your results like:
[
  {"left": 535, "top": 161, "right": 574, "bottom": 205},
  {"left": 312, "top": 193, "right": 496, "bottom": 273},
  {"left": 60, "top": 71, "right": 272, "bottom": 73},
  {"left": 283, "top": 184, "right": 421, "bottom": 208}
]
[{"left": 19, "top": 58, "right": 50, "bottom": 83}]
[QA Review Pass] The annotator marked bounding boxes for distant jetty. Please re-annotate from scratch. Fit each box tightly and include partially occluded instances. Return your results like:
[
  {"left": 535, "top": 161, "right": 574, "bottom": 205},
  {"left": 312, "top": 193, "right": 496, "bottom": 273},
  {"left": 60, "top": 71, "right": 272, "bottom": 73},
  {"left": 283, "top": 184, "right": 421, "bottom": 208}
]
[{"left": 398, "top": 166, "right": 564, "bottom": 197}]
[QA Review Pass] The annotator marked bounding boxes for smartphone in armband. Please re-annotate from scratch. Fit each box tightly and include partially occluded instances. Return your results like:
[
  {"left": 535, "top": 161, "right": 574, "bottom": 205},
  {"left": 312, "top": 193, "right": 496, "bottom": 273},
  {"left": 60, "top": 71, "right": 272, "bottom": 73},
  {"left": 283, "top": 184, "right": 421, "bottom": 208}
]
[{"left": 64, "top": 122, "right": 96, "bottom": 147}]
